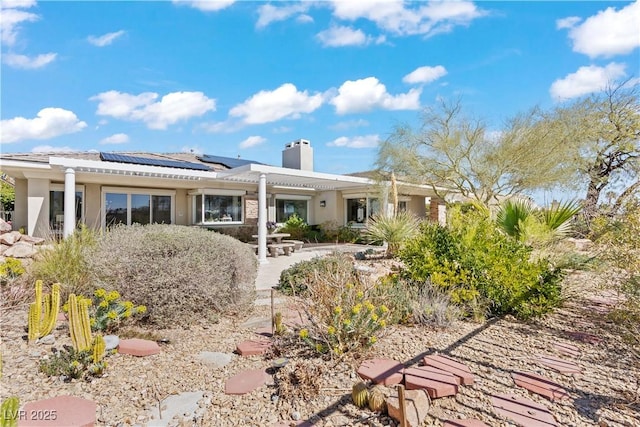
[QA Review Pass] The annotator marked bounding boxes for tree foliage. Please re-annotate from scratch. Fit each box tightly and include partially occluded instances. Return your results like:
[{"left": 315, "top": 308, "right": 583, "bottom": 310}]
[
  {"left": 0, "top": 180, "right": 15, "bottom": 212},
  {"left": 376, "top": 99, "right": 574, "bottom": 207}
]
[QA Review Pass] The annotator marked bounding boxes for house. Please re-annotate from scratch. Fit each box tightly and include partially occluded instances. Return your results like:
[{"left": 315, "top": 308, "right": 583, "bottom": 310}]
[{"left": 0, "top": 139, "right": 447, "bottom": 263}]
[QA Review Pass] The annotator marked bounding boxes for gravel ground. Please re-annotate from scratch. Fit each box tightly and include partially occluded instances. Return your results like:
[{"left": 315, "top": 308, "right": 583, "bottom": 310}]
[{"left": 1, "top": 269, "right": 639, "bottom": 427}]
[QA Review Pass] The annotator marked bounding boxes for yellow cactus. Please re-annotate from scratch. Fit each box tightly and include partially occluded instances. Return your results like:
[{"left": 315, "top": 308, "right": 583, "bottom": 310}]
[
  {"left": 92, "top": 335, "right": 106, "bottom": 363},
  {"left": 352, "top": 381, "right": 369, "bottom": 408},
  {"left": 27, "top": 281, "right": 61, "bottom": 343},
  {"left": 68, "top": 294, "right": 92, "bottom": 351},
  {"left": 368, "top": 385, "right": 387, "bottom": 413}
]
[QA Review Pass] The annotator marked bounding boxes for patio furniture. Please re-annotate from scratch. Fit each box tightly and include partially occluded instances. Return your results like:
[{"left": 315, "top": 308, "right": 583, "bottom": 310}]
[{"left": 268, "top": 243, "right": 295, "bottom": 257}]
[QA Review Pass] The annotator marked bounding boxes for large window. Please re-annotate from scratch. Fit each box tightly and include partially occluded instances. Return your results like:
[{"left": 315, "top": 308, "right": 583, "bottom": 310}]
[
  {"left": 276, "top": 198, "right": 308, "bottom": 223},
  {"left": 345, "top": 197, "right": 380, "bottom": 224},
  {"left": 49, "top": 185, "right": 84, "bottom": 233},
  {"left": 103, "top": 188, "right": 174, "bottom": 228},
  {"left": 193, "top": 194, "right": 243, "bottom": 224}
]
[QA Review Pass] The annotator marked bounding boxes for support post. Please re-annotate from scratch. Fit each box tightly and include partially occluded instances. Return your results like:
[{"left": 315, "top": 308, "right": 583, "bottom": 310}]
[
  {"left": 63, "top": 168, "right": 76, "bottom": 238},
  {"left": 257, "top": 173, "right": 268, "bottom": 264}
]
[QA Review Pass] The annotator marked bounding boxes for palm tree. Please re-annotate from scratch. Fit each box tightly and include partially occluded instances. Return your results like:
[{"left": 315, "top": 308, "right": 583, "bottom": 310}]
[{"left": 363, "top": 211, "right": 419, "bottom": 258}]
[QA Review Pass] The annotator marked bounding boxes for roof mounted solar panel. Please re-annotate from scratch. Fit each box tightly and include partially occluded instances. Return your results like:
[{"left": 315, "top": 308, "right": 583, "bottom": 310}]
[
  {"left": 198, "top": 154, "right": 264, "bottom": 169},
  {"left": 99, "top": 152, "right": 211, "bottom": 171}
]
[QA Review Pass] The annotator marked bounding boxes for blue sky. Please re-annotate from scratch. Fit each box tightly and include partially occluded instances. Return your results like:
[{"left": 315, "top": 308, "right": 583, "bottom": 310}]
[{"left": 1, "top": 0, "right": 639, "bottom": 176}]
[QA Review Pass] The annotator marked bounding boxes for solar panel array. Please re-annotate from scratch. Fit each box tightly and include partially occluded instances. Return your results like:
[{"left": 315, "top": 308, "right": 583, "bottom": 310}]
[
  {"left": 198, "top": 154, "right": 263, "bottom": 169},
  {"left": 99, "top": 152, "right": 212, "bottom": 171}
]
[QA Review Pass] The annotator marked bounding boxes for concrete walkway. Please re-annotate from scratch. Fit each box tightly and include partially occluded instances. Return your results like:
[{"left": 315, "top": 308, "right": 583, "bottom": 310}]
[{"left": 253, "top": 243, "right": 366, "bottom": 292}]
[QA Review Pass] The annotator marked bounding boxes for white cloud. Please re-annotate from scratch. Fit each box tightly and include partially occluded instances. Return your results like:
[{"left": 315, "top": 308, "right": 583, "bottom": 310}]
[
  {"left": 327, "top": 134, "right": 380, "bottom": 148},
  {"left": 31, "top": 145, "right": 76, "bottom": 153},
  {"left": 0, "top": 108, "right": 87, "bottom": 143},
  {"left": 256, "top": 3, "right": 310, "bottom": 29},
  {"left": 550, "top": 63, "right": 627, "bottom": 100},
  {"left": 562, "top": 1, "right": 640, "bottom": 58},
  {"left": 172, "top": 0, "right": 234, "bottom": 12},
  {"left": 403, "top": 65, "right": 447, "bottom": 84},
  {"left": 329, "top": 119, "right": 370, "bottom": 131},
  {"left": 330, "top": 0, "right": 485, "bottom": 37},
  {"left": 556, "top": 16, "right": 581, "bottom": 29},
  {"left": 0, "top": 2, "right": 38, "bottom": 46},
  {"left": 316, "top": 25, "right": 383, "bottom": 47},
  {"left": 100, "top": 133, "right": 129, "bottom": 145},
  {"left": 3, "top": 52, "right": 56, "bottom": 69},
  {"left": 296, "top": 14, "right": 314, "bottom": 24},
  {"left": 87, "top": 30, "right": 126, "bottom": 47},
  {"left": 229, "top": 83, "right": 324, "bottom": 124},
  {"left": 90, "top": 90, "right": 216, "bottom": 130},
  {"left": 330, "top": 77, "right": 422, "bottom": 114},
  {"left": 239, "top": 135, "right": 266, "bottom": 149}
]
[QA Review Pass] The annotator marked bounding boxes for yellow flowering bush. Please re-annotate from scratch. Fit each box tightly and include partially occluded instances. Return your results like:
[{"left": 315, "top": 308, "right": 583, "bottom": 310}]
[
  {"left": 63, "top": 288, "right": 145, "bottom": 333},
  {"left": 291, "top": 254, "right": 393, "bottom": 357}
]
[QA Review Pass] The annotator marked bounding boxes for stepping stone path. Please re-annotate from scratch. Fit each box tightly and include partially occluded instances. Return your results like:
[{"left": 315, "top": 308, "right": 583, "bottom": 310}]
[
  {"left": 356, "top": 358, "right": 404, "bottom": 385},
  {"left": 423, "top": 354, "right": 475, "bottom": 385},
  {"left": 197, "top": 351, "right": 233, "bottom": 368},
  {"left": 225, "top": 368, "right": 269, "bottom": 395},
  {"left": 553, "top": 342, "right": 580, "bottom": 357},
  {"left": 536, "top": 354, "right": 582, "bottom": 374},
  {"left": 236, "top": 339, "right": 272, "bottom": 356},
  {"left": 19, "top": 395, "right": 96, "bottom": 427},
  {"left": 511, "top": 372, "right": 570, "bottom": 402},
  {"left": 118, "top": 338, "right": 161, "bottom": 357},
  {"left": 404, "top": 366, "right": 459, "bottom": 398},
  {"left": 443, "top": 420, "right": 489, "bottom": 427},
  {"left": 492, "top": 393, "right": 558, "bottom": 426}
]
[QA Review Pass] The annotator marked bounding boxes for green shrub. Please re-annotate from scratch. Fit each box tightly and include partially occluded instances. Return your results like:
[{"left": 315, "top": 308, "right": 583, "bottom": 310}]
[
  {"left": 319, "top": 221, "right": 361, "bottom": 243},
  {"left": 62, "top": 289, "right": 146, "bottom": 333},
  {"left": 39, "top": 345, "right": 106, "bottom": 380},
  {"left": 278, "top": 214, "right": 309, "bottom": 240},
  {"left": 399, "top": 210, "right": 563, "bottom": 319},
  {"left": 30, "top": 226, "right": 96, "bottom": 299},
  {"left": 86, "top": 224, "right": 257, "bottom": 327},
  {"left": 278, "top": 252, "right": 358, "bottom": 296}
]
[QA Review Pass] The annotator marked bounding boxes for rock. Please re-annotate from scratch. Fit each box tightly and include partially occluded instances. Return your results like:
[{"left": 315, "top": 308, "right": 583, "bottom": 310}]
[
  {"left": 37, "top": 334, "right": 55, "bottom": 345},
  {"left": 3, "top": 241, "right": 37, "bottom": 258},
  {"left": 0, "top": 231, "right": 20, "bottom": 245},
  {"left": 144, "top": 391, "right": 205, "bottom": 427},
  {"left": 20, "top": 234, "right": 45, "bottom": 245},
  {"left": 386, "top": 389, "right": 430, "bottom": 427},
  {"left": 197, "top": 351, "right": 233, "bottom": 368},
  {"left": 567, "top": 238, "right": 593, "bottom": 251},
  {"left": 291, "top": 411, "right": 301, "bottom": 421},
  {"left": 103, "top": 335, "right": 119, "bottom": 351},
  {"left": 0, "top": 218, "right": 11, "bottom": 233}
]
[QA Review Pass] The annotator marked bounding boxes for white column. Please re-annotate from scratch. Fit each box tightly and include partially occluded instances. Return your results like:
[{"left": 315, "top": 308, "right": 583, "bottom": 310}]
[
  {"left": 63, "top": 168, "right": 76, "bottom": 238},
  {"left": 257, "top": 173, "right": 268, "bottom": 264}
]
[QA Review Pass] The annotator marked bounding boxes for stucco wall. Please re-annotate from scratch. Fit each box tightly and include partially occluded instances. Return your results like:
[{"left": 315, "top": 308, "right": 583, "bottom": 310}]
[
  {"left": 13, "top": 178, "right": 28, "bottom": 232},
  {"left": 84, "top": 183, "right": 101, "bottom": 230},
  {"left": 175, "top": 189, "right": 188, "bottom": 225},
  {"left": 409, "top": 196, "right": 427, "bottom": 218},
  {"left": 313, "top": 191, "right": 340, "bottom": 225},
  {"left": 27, "top": 178, "right": 50, "bottom": 237}
]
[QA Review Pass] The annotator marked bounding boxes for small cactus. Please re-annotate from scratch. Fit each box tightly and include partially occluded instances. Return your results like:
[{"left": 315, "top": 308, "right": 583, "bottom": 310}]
[
  {"left": 92, "top": 335, "right": 106, "bottom": 363},
  {"left": 368, "top": 385, "right": 387, "bottom": 413},
  {"left": 351, "top": 381, "right": 369, "bottom": 408},
  {"left": 274, "top": 312, "right": 285, "bottom": 335},
  {"left": 68, "top": 294, "right": 92, "bottom": 351},
  {"left": 0, "top": 396, "right": 19, "bottom": 427}
]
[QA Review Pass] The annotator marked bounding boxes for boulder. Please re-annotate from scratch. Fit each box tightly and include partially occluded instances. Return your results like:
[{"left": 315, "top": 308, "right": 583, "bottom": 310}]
[
  {"left": 3, "top": 242, "right": 37, "bottom": 258},
  {"left": 0, "top": 231, "right": 21, "bottom": 246},
  {"left": 20, "top": 234, "right": 45, "bottom": 245},
  {"left": 567, "top": 238, "right": 593, "bottom": 251},
  {"left": 386, "top": 389, "right": 430, "bottom": 427},
  {"left": 0, "top": 218, "right": 11, "bottom": 233}
]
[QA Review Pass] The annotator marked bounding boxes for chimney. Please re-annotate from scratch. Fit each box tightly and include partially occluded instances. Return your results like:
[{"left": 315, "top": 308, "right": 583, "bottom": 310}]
[{"left": 282, "top": 139, "right": 313, "bottom": 171}]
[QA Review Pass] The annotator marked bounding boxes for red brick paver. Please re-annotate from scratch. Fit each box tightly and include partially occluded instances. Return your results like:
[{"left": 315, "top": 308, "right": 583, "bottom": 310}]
[
  {"left": 225, "top": 368, "right": 269, "bottom": 395},
  {"left": 443, "top": 420, "right": 489, "bottom": 427},
  {"left": 404, "top": 366, "right": 459, "bottom": 398},
  {"left": 423, "top": 354, "right": 474, "bottom": 385},
  {"left": 357, "top": 358, "right": 404, "bottom": 385},
  {"left": 553, "top": 342, "right": 580, "bottom": 357},
  {"left": 236, "top": 339, "right": 272, "bottom": 356},
  {"left": 512, "top": 371, "right": 570, "bottom": 402},
  {"left": 19, "top": 396, "right": 96, "bottom": 427},
  {"left": 492, "top": 393, "right": 557, "bottom": 427},
  {"left": 118, "top": 338, "right": 161, "bottom": 357},
  {"left": 536, "top": 355, "right": 581, "bottom": 374}
]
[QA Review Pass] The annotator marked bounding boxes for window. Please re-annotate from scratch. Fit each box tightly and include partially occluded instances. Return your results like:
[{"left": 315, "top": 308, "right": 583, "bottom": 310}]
[
  {"left": 276, "top": 199, "right": 308, "bottom": 223},
  {"left": 193, "top": 194, "right": 243, "bottom": 223},
  {"left": 345, "top": 197, "right": 380, "bottom": 224},
  {"left": 49, "top": 185, "right": 84, "bottom": 233},
  {"left": 398, "top": 201, "right": 408, "bottom": 212},
  {"left": 103, "top": 188, "right": 174, "bottom": 228}
]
